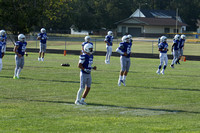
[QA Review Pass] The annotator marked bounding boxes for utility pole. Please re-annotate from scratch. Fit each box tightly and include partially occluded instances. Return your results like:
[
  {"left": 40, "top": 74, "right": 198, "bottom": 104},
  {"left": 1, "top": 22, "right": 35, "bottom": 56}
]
[
  {"left": 138, "top": 3, "right": 147, "bottom": 17},
  {"left": 176, "top": 8, "right": 178, "bottom": 34}
]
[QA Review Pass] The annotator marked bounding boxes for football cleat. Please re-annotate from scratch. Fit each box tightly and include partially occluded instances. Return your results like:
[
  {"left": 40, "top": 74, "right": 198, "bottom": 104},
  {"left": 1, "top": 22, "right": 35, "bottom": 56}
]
[
  {"left": 80, "top": 100, "right": 87, "bottom": 105},
  {"left": 156, "top": 69, "right": 160, "bottom": 75},
  {"left": 41, "top": 58, "right": 44, "bottom": 61},
  {"left": 75, "top": 100, "right": 83, "bottom": 105},
  {"left": 122, "top": 80, "right": 126, "bottom": 86},
  {"left": 38, "top": 57, "right": 41, "bottom": 61},
  {"left": 118, "top": 80, "right": 124, "bottom": 86},
  {"left": 170, "top": 64, "right": 174, "bottom": 68},
  {"left": 161, "top": 70, "right": 164, "bottom": 75},
  {"left": 13, "top": 76, "right": 19, "bottom": 79},
  {"left": 105, "top": 60, "right": 109, "bottom": 64}
]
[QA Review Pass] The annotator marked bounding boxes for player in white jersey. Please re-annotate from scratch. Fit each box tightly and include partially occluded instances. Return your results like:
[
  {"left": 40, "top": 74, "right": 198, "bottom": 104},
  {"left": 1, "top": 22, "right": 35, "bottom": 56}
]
[
  {"left": 0, "top": 41, "right": 3, "bottom": 72},
  {"left": 37, "top": 28, "right": 48, "bottom": 61},
  {"left": 177, "top": 34, "right": 186, "bottom": 64},
  {"left": 170, "top": 34, "right": 180, "bottom": 68},
  {"left": 81, "top": 36, "right": 93, "bottom": 54},
  {"left": 0, "top": 30, "right": 7, "bottom": 58},
  {"left": 156, "top": 36, "right": 168, "bottom": 75},
  {"left": 75, "top": 43, "right": 97, "bottom": 105},
  {"left": 116, "top": 35, "right": 132, "bottom": 86},
  {"left": 105, "top": 31, "right": 113, "bottom": 64},
  {"left": 13, "top": 34, "right": 27, "bottom": 79}
]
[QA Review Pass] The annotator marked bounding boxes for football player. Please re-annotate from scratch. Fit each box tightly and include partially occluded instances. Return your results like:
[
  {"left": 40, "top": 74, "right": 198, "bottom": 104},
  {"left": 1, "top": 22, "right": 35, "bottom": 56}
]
[
  {"left": 81, "top": 36, "right": 93, "bottom": 54},
  {"left": 156, "top": 36, "right": 168, "bottom": 75},
  {"left": 177, "top": 34, "right": 186, "bottom": 64},
  {"left": 13, "top": 34, "right": 27, "bottom": 79},
  {"left": 75, "top": 43, "right": 97, "bottom": 105},
  {"left": 116, "top": 35, "right": 132, "bottom": 86},
  {"left": 0, "top": 40, "right": 3, "bottom": 72},
  {"left": 170, "top": 34, "right": 180, "bottom": 68},
  {"left": 0, "top": 30, "right": 7, "bottom": 58},
  {"left": 105, "top": 31, "right": 113, "bottom": 64},
  {"left": 37, "top": 28, "right": 48, "bottom": 61}
]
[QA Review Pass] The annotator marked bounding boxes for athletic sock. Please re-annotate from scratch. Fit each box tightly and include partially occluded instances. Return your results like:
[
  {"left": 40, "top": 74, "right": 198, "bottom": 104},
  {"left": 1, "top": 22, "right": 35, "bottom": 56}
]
[
  {"left": 14, "top": 68, "right": 18, "bottom": 77},
  {"left": 76, "top": 88, "right": 84, "bottom": 101},
  {"left": 119, "top": 75, "right": 123, "bottom": 80},
  {"left": 123, "top": 75, "right": 126, "bottom": 81},
  {"left": 17, "top": 67, "right": 22, "bottom": 77}
]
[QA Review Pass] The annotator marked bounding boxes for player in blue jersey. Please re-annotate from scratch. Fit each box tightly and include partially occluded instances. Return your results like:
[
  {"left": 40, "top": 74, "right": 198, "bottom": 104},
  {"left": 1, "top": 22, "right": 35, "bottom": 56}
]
[
  {"left": 116, "top": 35, "right": 132, "bottom": 86},
  {"left": 105, "top": 31, "right": 113, "bottom": 64},
  {"left": 156, "top": 36, "right": 168, "bottom": 75},
  {"left": 81, "top": 36, "right": 93, "bottom": 54},
  {"left": 170, "top": 34, "right": 180, "bottom": 68},
  {"left": 13, "top": 34, "right": 27, "bottom": 79},
  {"left": 37, "top": 28, "right": 48, "bottom": 61},
  {"left": 75, "top": 43, "right": 97, "bottom": 105},
  {"left": 0, "top": 41, "right": 3, "bottom": 72},
  {"left": 176, "top": 34, "right": 186, "bottom": 64},
  {"left": 0, "top": 30, "right": 7, "bottom": 58}
]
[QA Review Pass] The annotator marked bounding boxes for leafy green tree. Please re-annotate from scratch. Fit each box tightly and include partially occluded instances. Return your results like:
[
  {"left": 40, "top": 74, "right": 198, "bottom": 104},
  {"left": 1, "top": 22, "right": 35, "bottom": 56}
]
[{"left": 0, "top": 0, "right": 40, "bottom": 36}]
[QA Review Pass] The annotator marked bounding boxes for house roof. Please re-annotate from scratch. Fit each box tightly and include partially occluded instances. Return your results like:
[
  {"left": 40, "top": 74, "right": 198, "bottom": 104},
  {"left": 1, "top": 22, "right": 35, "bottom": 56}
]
[
  {"left": 139, "top": 9, "right": 177, "bottom": 19},
  {"left": 115, "top": 17, "right": 187, "bottom": 26}
]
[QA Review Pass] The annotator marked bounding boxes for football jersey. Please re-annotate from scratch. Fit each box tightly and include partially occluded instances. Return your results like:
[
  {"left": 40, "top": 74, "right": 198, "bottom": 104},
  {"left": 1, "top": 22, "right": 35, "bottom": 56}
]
[
  {"left": 179, "top": 39, "right": 185, "bottom": 48},
  {"left": 38, "top": 33, "right": 47, "bottom": 44},
  {"left": 173, "top": 39, "right": 179, "bottom": 50},
  {"left": 0, "top": 42, "right": 2, "bottom": 58},
  {"left": 79, "top": 53, "right": 93, "bottom": 74},
  {"left": 158, "top": 42, "right": 168, "bottom": 53},
  {"left": 0, "top": 35, "right": 7, "bottom": 45},
  {"left": 15, "top": 41, "right": 27, "bottom": 56},
  {"left": 104, "top": 35, "right": 113, "bottom": 46},
  {"left": 118, "top": 42, "right": 132, "bottom": 58}
]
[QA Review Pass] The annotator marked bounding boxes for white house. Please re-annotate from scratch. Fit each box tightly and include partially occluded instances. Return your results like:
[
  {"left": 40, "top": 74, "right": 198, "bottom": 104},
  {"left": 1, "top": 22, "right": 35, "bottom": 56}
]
[{"left": 70, "top": 25, "right": 89, "bottom": 35}]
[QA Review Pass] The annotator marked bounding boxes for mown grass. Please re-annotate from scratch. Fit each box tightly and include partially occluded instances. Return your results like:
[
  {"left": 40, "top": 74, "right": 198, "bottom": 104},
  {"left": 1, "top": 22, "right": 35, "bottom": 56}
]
[{"left": 0, "top": 52, "right": 200, "bottom": 132}]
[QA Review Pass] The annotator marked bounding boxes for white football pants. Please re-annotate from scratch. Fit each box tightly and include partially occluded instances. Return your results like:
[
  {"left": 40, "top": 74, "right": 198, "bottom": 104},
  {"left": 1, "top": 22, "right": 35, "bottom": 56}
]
[
  {"left": 105, "top": 46, "right": 112, "bottom": 62},
  {"left": 159, "top": 53, "right": 168, "bottom": 66}
]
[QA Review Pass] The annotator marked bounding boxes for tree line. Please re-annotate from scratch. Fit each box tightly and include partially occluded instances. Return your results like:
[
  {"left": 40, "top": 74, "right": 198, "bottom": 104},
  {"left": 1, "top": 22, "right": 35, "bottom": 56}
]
[{"left": 0, "top": 0, "right": 199, "bottom": 35}]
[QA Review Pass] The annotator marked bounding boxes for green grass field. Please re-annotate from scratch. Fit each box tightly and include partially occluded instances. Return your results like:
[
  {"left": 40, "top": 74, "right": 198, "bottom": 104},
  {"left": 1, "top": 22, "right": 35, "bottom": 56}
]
[{"left": 0, "top": 52, "right": 200, "bottom": 132}]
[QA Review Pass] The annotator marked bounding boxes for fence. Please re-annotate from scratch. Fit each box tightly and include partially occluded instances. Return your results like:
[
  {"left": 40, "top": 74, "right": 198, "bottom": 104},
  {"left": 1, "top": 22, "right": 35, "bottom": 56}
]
[{"left": 5, "top": 34, "right": 200, "bottom": 56}]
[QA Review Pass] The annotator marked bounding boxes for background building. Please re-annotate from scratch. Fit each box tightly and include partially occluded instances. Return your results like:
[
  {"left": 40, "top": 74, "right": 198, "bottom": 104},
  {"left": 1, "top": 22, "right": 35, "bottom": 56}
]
[{"left": 115, "top": 9, "right": 187, "bottom": 37}]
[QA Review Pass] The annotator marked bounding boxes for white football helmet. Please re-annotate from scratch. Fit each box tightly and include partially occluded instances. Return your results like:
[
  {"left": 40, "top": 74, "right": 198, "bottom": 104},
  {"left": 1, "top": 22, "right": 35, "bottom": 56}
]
[
  {"left": 108, "top": 31, "right": 113, "bottom": 36},
  {"left": 181, "top": 34, "right": 186, "bottom": 39},
  {"left": 0, "top": 30, "right": 6, "bottom": 36},
  {"left": 41, "top": 28, "right": 46, "bottom": 33},
  {"left": 127, "top": 34, "right": 132, "bottom": 39},
  {"left": 84, "top": 36, "right": 90, "bottom": 42},
  {"left": 174, "top": 34, "right": 180, "bottom": 40},
  {"left": 18, "top": 34, "right": 26, "bottom": 42},
  {"left": 160, "top": 36, "right": 167, "bottom": 42},
  {"left": 121, "top": 35, "right": 129, "bottom": 42},
  {"left": 84, "top": 43, "right": 93, "bottom": 54}
]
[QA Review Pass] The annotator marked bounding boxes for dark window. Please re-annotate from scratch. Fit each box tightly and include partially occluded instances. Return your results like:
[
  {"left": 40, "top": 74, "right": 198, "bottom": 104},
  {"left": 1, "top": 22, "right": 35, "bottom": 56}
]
[
  {"left": 173, "top": 29, "right": 179, "bottom": 33},
  {"left": 164, "top": 28, "right": 170, "bottom": 33},
  {"left": 122, "top": 27, "right": 126, "bottom": 36}
]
